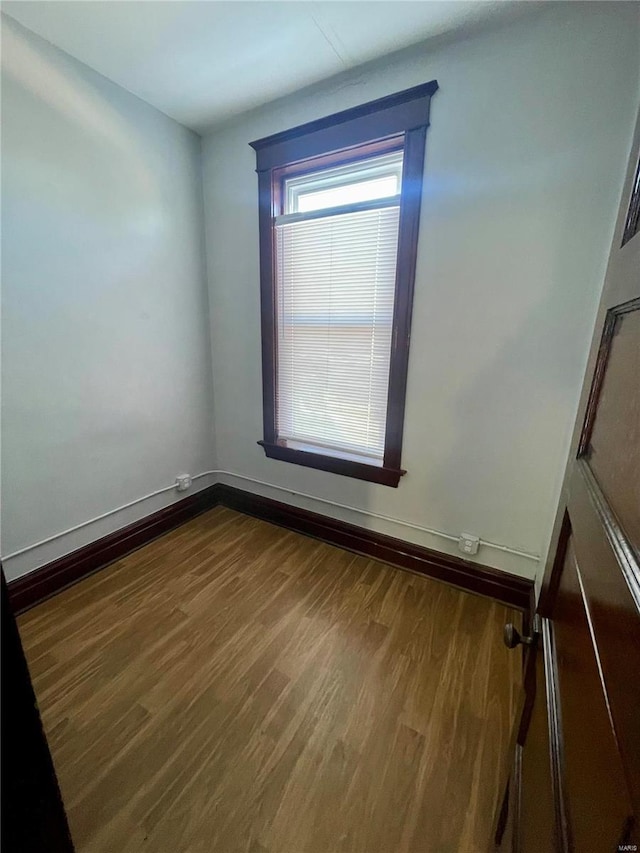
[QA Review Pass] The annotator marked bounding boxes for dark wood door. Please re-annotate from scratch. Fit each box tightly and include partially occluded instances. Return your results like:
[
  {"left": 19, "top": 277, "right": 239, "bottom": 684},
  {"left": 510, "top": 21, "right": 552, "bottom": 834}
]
[
  {"left": 1, "top": 571, "right": 75, "bottom": 852},
  {"left": 497, "top": 112, "right": 640, "bottom": 852},
  {"left": 517, "top": 626, "right": 556, "bottom": 853}
]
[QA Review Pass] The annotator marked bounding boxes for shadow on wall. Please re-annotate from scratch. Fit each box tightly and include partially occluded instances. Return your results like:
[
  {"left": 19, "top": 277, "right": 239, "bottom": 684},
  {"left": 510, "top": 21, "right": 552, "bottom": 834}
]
[
  {"left": 421, "top": 159, "right": 599, "bottom": 559},
  {"left": 1, "top": 15, "right": 162, "bottom": 233}
]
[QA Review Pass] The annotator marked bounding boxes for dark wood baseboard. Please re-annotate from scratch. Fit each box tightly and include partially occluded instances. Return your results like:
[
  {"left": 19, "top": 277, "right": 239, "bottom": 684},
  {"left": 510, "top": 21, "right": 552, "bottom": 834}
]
[
  {"left": 217, "top": 484, "right": 534, "bottom": 611},
  {"left": 8, "top": 481, "right": 534, "bottom": 614},
  {"left": 7, "top": 485, "right": 219, "bottom": 614}
]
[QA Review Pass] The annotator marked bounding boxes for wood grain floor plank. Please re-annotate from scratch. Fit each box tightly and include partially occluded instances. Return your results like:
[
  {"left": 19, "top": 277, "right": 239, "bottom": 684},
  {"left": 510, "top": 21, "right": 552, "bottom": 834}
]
[{"left": 18, "top": 506, "right": 520, "bottom": 853}]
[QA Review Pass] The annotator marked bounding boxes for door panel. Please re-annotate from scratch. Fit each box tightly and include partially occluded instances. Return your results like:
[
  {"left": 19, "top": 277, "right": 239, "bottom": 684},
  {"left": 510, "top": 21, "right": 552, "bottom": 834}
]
[
  {"left": 581, "top": 299, "right": 640, "bottom": 554},
  {"left": 551, "top": 534, "right": 633, "bottom": 850},
  {"left": 569, "top": 463, "right": 640, "bottom": 818}
]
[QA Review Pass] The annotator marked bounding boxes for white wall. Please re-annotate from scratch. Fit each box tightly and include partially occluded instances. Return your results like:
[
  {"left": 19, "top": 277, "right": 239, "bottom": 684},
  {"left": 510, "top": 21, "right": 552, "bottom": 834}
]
[
  {"left": 202, "top": 2, "right": 640, "bottom": 581},
  {"left": 1, "top": 16, "right": 216, "bottom": 580},
  {"left": 3, "top": 4, "right": 638, "bottom": 587}
]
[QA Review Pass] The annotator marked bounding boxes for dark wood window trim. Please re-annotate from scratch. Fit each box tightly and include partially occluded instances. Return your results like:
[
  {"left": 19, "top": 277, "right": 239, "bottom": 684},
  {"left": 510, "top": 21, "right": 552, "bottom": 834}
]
[{"left": 250, "top": 81, "right": 438, "bottom": 487}]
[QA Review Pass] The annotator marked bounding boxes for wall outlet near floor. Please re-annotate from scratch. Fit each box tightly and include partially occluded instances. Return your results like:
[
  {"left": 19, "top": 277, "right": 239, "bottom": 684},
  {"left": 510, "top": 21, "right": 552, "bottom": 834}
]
[
  {"left": 458, "top": 533, "right": 480, "bottom": 556},
  {"left": 176, "top": 474, "right": 192, "bottom": 492}
]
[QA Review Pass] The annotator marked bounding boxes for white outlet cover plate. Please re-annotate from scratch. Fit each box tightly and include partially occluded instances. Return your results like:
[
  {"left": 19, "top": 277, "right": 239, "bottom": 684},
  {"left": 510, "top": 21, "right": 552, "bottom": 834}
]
[{"left": 458, "top": 533, "right": 480, "bottom": 555}]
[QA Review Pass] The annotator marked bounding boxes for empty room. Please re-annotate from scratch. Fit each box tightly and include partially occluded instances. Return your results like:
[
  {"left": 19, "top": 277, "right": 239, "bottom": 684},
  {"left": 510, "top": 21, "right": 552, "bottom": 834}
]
[{"left": 1, "top": 1, "right": 639, "bottom": 851}]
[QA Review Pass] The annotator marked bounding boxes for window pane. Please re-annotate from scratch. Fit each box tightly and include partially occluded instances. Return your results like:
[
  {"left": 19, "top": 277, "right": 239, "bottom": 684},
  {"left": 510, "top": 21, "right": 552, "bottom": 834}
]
[
  {"left": 296, "top": 175, "right": 399, "bottom": 212},
  {"left": 285, "top": 150, "right": 403, "bottom": 215}
]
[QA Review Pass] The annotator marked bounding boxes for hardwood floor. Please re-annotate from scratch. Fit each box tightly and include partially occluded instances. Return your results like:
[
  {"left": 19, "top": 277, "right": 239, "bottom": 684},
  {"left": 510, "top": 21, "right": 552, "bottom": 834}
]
[{"left": 18, "top": 507, "right": 521, "bottom": 853}]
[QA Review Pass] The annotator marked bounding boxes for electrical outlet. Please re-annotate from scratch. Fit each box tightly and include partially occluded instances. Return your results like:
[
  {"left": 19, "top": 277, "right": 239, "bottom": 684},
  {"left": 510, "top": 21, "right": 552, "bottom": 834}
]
[
  {"left": 176, "top": 474, "right": 192, "bottom": 492},
  {"left": 458, "top": 533, "right": 480, "bottom": 556}
]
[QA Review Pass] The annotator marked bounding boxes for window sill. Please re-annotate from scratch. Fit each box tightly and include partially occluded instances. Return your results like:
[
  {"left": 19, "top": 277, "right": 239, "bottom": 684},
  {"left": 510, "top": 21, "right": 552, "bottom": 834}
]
[{"left": 258, "top": 441, "right": 405, "bottom": 487}]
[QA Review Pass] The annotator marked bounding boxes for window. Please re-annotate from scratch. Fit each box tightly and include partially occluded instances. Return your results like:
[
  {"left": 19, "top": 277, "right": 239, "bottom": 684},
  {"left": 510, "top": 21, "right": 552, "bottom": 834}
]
[{"left": 250, "top": 81, "right": 438, "bottom": 487}]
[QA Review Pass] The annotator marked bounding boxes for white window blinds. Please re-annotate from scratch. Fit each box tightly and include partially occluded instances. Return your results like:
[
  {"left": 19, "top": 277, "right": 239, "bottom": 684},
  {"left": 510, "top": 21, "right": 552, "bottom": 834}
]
[{"left": 274, "top": 155, "right": 402, "bottom": 462}]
